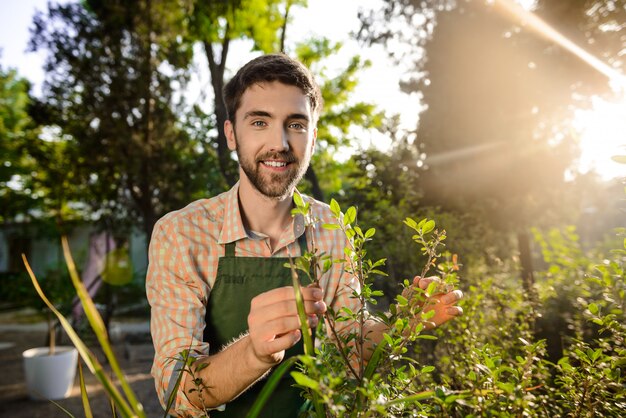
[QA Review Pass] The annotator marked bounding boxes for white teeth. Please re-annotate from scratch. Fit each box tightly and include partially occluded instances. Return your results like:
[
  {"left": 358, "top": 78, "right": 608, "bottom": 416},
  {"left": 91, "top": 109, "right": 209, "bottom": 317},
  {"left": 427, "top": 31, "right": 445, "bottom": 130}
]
[{"left": 263, "top": 161, "right": 287, "bottom": 167}]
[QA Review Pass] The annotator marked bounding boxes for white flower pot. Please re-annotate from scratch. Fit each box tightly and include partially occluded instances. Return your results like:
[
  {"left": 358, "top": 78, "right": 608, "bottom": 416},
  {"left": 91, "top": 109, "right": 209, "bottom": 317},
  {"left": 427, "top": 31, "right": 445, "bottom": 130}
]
[{"left": 22, "top": 346, "right": 78, "bottom": 400}]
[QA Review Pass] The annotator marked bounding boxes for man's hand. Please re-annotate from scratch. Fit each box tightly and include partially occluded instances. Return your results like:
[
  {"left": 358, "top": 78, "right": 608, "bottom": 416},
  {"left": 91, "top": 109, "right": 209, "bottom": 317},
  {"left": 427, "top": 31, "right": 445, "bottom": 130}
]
[
  {"left": 247, "top": 286, "right": 326, "bottom": 366},
  {"left": 403, "top": 276, "right": 463, "bottom": 330}
]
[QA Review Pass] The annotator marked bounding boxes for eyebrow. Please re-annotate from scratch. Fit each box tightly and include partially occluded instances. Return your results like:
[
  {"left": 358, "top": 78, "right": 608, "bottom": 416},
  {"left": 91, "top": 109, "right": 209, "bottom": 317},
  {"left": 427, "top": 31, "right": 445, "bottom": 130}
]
[{"left": 243, "top": 110, "right": 310, "bottom": 122}]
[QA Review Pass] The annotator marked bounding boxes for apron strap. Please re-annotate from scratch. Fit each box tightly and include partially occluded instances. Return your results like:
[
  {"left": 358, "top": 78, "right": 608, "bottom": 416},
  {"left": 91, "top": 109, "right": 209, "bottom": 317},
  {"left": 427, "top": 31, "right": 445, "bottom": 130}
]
[
  {"left": 297, "top": 232, "right": 308, "bottom": 255},
  {"left": 224, "top": 232, "right": 308, "bottom": 258},
  {"left": 225, "top": 241, "right": 236, "bottom": 257}
]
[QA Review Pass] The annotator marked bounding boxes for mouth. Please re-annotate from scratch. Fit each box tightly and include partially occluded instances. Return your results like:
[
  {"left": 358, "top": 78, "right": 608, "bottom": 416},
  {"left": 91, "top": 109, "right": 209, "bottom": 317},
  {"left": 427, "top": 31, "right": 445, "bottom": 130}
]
[{"left": 261, "top": 160, "right": 290, "bottom": 168}]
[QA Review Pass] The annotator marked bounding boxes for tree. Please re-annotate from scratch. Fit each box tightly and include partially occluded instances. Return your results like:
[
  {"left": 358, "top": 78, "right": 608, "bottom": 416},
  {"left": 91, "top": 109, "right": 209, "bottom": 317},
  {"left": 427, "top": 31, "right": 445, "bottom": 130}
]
[
  {"left": 356, "top": 0, "right": 619, "bottom": 291},
  {"left": 188, "top": 0, "right": 384, "bottom": 199},
  {"left": 188, "top": 0, "right": 304, "bottom": 186},
  {"left": 0, "top": 65, "right": 39, "bottom": 222},
  {"left": 29, "top": 0, "right": 222, "bottom": 239}
]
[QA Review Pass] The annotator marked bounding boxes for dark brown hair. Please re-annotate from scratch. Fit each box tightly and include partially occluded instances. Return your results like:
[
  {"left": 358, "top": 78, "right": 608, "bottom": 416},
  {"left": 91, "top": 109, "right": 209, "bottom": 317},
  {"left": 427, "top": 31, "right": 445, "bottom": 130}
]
[{"left": 223, "top": 53, "right": 323, "bottom": 124}]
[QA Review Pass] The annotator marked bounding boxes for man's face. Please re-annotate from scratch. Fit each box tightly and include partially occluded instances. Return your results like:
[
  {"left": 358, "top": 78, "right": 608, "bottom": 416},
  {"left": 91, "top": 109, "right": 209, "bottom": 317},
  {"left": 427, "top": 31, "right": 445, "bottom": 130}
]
[{"left": 225, "top": 81, "right": 317, "bottom": 200}]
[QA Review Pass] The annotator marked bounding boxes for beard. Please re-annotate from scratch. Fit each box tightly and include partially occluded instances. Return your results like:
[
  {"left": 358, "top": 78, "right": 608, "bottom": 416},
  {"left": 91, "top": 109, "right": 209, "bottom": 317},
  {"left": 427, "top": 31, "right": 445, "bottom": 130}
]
[{"left": 235, "top": 136, "right": 310, "bottom": 199}]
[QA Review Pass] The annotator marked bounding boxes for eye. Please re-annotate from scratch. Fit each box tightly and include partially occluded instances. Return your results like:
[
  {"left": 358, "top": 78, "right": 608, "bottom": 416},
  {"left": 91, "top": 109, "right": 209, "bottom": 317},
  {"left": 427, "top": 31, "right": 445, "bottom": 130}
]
[
  {"left": 289, "top": 122, "right": 307, "bottom": 131},
  {"left": 251, "top": 120, "right": 267, "bottom": 127}
]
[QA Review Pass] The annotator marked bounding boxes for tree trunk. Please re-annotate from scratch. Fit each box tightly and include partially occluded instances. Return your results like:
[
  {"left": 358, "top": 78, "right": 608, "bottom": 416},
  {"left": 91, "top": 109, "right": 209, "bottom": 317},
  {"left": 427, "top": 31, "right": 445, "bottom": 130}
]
[
  {"left": 517, "top": 229, "right": 535, "bottom": 297},
  {"left": 279, "top": 0, "right": 293, "bottom": 52},
  {"left": 204, "top": 35, "right": 237, "bottom": 186}
]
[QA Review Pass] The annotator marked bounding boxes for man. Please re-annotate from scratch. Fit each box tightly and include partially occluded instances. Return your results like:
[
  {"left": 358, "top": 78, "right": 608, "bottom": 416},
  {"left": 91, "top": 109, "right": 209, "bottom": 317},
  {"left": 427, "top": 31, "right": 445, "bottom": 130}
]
[{"left": 146, "top": 53, "right": 463, "bottom": 417}]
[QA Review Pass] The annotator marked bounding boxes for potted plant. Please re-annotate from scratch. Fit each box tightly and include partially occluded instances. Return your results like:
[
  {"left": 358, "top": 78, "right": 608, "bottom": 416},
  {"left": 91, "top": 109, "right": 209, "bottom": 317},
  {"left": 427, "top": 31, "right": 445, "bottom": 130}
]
[{"left": 18, "top": 266, "right": 79, "bottom": 400}]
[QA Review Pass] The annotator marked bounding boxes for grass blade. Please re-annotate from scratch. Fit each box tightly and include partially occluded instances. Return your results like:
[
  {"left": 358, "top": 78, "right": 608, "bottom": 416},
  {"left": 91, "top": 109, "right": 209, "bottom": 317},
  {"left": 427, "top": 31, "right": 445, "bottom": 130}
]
[
  {"left": 383, "top": 390, "right": 434, "bottom": 406},
  {"left": 289, "top": 261, "right": 314, "bottom": 356},
  {"left": 246, "top": 356, "right": 299, "bottom": 418},
  {"left": 78, "top": 359, "right": 94, "bottom": 418},
  {"left": 48, "top": 397, "right": 77, "bottom": 417},
  {"left": 289, "top": 259, "right": 325, "bottom": 417},
  {"left": 363, "top": 336, "right": 388, "bottom": 380},
  {"left": 22, "top": 253, "right": 137, "bottom": 418},
  {"left": 163, "top": 350, "right": 191, "bottom": 418},
  {"left": 60, "top": 237, "right": 146, "bottom": 418}
]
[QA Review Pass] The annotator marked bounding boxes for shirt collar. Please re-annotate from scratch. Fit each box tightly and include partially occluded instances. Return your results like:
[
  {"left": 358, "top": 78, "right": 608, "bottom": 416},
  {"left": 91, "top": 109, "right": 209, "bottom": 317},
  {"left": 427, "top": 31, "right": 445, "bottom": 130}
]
[
  {"left": 217, "top": 183, "right": 307, "bottom": 247},
  {"left": 218, "top": 182, "right": 248, "bottom": 245}
]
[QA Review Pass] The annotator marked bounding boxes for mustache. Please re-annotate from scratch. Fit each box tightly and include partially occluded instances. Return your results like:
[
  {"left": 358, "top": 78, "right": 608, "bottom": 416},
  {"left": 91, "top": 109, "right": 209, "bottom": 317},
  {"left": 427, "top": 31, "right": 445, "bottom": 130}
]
[{"left": 256, "top": 151, "right": 297, "bottom": 163}]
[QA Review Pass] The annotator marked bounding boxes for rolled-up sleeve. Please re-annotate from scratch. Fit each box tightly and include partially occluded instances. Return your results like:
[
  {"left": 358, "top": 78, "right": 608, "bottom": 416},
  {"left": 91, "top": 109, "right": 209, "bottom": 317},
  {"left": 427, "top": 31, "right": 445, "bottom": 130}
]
[{"left": 146, "top": 219, "right": 210, "bottom": 417}]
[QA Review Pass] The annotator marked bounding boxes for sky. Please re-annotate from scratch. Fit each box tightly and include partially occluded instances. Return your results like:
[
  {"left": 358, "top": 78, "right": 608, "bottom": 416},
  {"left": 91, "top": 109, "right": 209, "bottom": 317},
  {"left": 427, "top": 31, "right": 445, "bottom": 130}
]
[{"left": 0, "top": 0, "right": 623, "bottom": 180}]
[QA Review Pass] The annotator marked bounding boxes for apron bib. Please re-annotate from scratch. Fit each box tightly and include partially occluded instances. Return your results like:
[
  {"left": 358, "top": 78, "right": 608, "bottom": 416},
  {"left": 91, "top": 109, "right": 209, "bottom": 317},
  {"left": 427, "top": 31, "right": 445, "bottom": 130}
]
[{"left": 203, "top": 234, "right": 310, "bottom": 417}]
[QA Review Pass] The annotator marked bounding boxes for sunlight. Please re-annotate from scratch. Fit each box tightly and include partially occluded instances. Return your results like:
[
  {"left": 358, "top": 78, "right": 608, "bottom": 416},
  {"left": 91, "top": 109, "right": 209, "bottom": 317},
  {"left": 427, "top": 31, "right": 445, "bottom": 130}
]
[
  {"left": 573, "top": 95, "right": 626, "bottom": 180},
  {"left": 491, "top": 0, "right": 626, "bottom": 181},
  {"left": 493, "top": 0, "right": 623, "bottom": 83},
  {"left": 513, "top": 0, "right": 537, "bottom": 11}
]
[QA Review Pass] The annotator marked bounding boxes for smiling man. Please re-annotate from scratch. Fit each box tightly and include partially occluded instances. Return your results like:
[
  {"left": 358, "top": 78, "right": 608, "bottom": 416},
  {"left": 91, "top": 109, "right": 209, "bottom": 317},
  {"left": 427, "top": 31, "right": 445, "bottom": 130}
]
[{"left": 146, "top": 54, "right": 463, "bottom": 418}]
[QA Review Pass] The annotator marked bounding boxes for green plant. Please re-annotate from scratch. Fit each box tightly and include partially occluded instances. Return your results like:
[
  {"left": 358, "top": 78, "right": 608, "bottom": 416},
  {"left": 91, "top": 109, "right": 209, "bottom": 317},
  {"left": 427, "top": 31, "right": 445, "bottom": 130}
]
[
  {"left": 20, "top": 201, "right": 625, "bottom": 417},
  {"left": 248, "top": 197, "right": 462, "bottom": 417},
  {"left": 23, "top": 237, "right": 147, "bottom": 418}
]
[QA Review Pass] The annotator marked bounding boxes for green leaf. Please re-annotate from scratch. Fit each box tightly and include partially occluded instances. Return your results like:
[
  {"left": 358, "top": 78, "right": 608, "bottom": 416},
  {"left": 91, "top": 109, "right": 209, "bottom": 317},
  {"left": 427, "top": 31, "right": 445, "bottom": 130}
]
[
  {"left": 322, "top": 223, "right": 341, "bottom": 230},
  {"left": 365, "top": 228, "right": 376, "bottom": 239},
  {"left": 344, "top": 206, "right": 357, "bottom": 226},
  {"left": 422, "top": 220, "right": 435, "bottom": 234},
  {"left": 588, "top": 302, "right": 599, "bottom": 315},
  {"left": 291, "top": 371, "right": 320, "bottom": 390},
  {"left": 496, "top": 382, "right": 515, "bottom": 394},
  {"left": 384, "top": 390, "right": 434, "bottom": 406},
  {"left": 591, "top": 348, "right": 603, "bottom": 362},
  {"left": 404, "top": 217, "right": 417, "bottom": 229},
  {"left": 426, "top": 281, "right": 438, "bottom": 297},
  {"left": 330, "top": 198, "right": 341, "bottom": 217},
  {"left": 421, "top": 365, "right": 435, "bottom": 374},
  {"left": 293, "top": 192, "right": 305, "bottom": 208}
]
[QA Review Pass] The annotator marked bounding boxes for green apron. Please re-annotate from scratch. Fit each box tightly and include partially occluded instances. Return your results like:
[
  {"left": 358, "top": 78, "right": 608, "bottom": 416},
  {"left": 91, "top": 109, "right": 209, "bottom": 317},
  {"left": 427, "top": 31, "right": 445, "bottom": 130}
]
[{"left": 203, "top": 234, "right": 309, "bottom": 417}]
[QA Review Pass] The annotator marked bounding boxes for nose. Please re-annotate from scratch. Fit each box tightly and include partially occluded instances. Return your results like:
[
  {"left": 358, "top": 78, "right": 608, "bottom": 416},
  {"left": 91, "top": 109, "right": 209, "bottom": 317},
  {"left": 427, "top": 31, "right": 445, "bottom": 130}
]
[{"left": 268, "top": 127, "right": 290, "bottom": 152}]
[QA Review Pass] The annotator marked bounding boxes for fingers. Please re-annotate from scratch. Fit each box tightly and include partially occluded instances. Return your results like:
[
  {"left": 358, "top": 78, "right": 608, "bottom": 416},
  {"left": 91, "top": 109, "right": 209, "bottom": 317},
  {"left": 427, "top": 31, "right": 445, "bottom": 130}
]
[
  {"left": 247, "top": 286, "right": 324, "bottom": 362},
  {"left": 250, "top": 287, "right": 326, "bottom": 320},
  {"left": 446, "top": 305, "right": 463, "bottom": 316},
  {"left": 251, "top": 329, "right": 300, "bottom": 361},
  {"left": 413, "top": 276, "right": 437, "bottom": 290},
  {"left": 251, "top": 286, "right": 325, "bottom": 311},
  {"left": 439, "top": 289, "right": 463, "bottom": 305}
]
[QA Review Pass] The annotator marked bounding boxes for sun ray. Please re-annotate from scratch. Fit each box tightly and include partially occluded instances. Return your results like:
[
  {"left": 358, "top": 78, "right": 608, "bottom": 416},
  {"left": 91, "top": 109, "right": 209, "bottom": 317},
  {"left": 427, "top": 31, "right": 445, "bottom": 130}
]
[{"left": 492, "top": 0, "right": 626, "bottom": 90}]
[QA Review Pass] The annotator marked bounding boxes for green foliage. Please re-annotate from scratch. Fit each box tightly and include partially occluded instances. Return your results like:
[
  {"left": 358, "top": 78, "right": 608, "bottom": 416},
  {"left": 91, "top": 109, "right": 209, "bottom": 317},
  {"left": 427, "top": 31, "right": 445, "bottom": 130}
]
[
  {"left": 251, "top": 193, "right": 625, "bottom": 417},
  {"left": 0, "top": 65, "right": 41, "bottom": 221},
  {"left": 252, "top": 197, "right": 465, "bottom": 416},
  {"left": 29, "top": 0, "right": 221, "bottom": 237}
]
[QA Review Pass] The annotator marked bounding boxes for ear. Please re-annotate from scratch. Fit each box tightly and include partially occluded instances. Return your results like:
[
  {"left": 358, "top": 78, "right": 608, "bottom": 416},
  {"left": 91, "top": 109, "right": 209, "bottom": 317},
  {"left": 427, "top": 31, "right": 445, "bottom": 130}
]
[{"left": 225, "top": 120, "right": 237, "bottom": 151}]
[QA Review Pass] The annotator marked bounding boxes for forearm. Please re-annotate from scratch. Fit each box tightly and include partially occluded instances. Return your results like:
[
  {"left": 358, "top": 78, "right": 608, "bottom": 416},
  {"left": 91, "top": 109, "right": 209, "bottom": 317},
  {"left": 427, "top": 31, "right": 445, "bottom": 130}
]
[{"left": 183, "top": 334, "right": 275, "bottom": 409}]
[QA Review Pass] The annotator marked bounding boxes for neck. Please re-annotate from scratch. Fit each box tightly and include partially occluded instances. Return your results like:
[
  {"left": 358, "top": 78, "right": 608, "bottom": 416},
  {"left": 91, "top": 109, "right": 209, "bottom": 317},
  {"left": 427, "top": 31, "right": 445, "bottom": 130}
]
[{"left": 237, "top": 177, "right": 294, "bottom": 246}]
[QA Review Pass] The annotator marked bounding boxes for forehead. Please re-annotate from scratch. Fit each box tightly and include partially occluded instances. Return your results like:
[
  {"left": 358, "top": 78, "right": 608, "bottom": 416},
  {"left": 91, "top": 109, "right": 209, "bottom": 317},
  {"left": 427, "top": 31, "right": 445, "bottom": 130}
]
[{"left": 237, "top": 81, "right": 313, "bottom": 120}]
